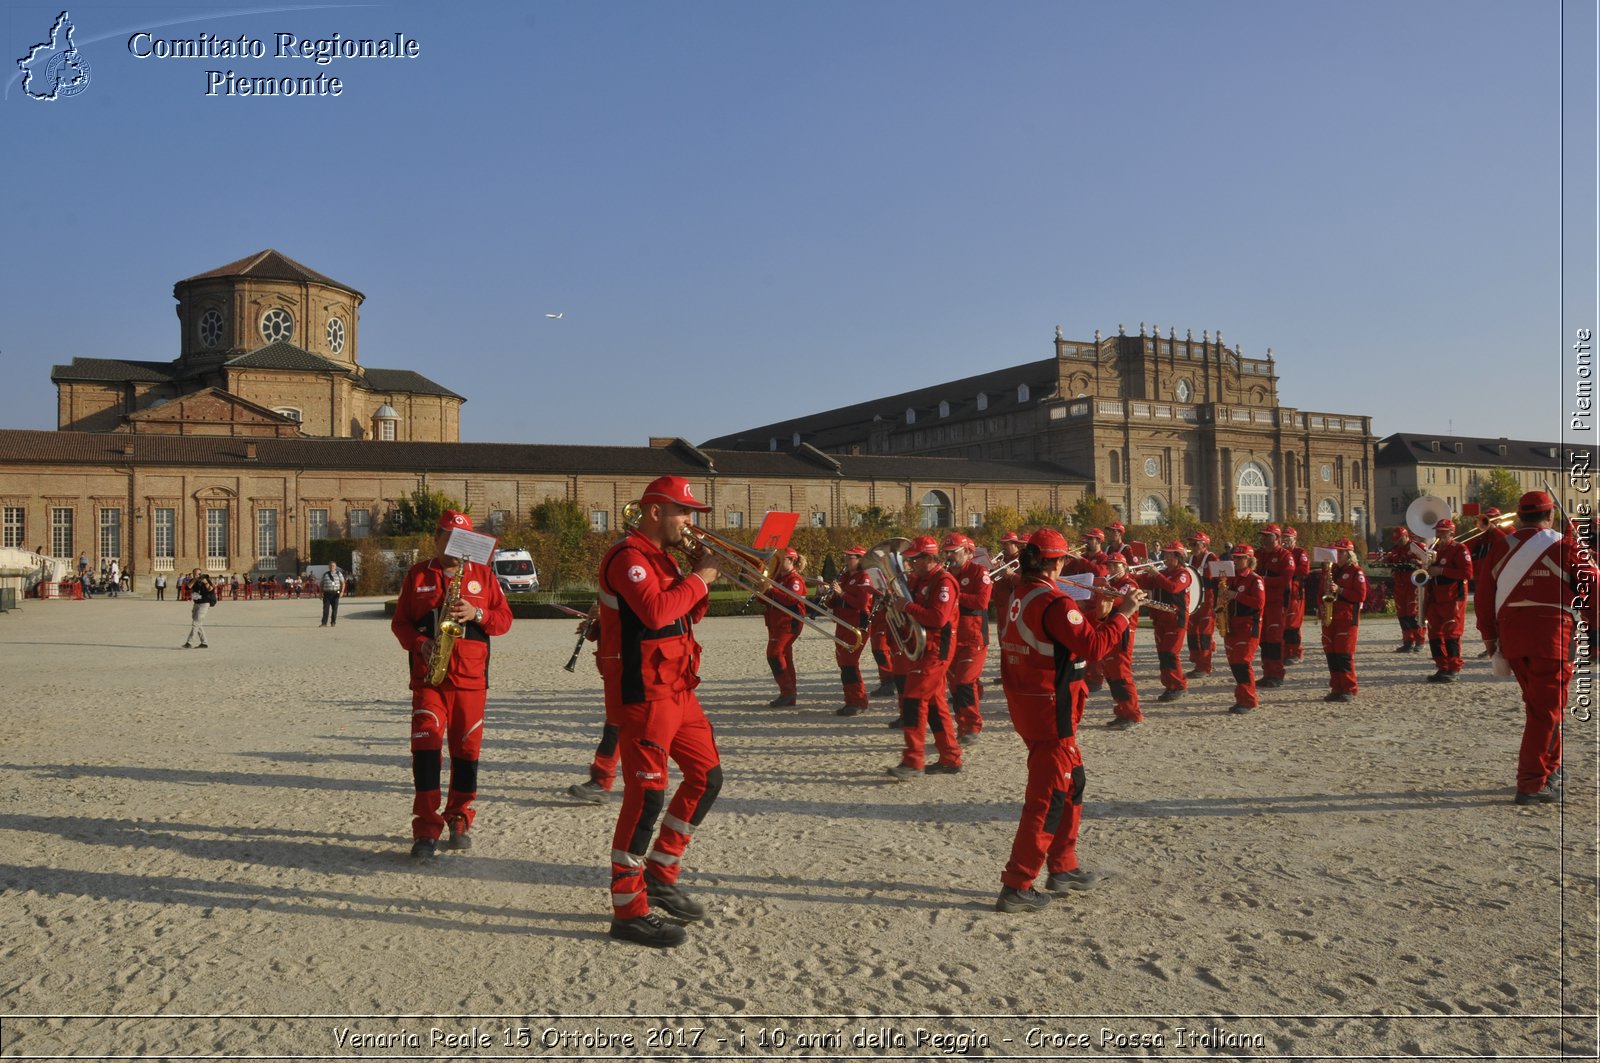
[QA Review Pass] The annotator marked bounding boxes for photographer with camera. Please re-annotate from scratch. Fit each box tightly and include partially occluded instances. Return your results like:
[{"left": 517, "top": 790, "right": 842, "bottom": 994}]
[{"left": 183, "top": 569, "right": 217, "bottom": 649}]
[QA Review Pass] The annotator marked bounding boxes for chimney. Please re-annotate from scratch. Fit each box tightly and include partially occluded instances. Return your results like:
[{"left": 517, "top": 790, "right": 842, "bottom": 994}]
[
  {"left": 244, "top": 442, "right": 258, "bottom": 460},
  {"left": 120, "top": 441, "right": 134, "bottom": 456}
]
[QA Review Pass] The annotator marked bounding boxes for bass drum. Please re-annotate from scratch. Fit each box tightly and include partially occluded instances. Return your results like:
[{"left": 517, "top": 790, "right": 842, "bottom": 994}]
[{"left": 1184, "top": 566, "right": 1204, "bottom": 615}]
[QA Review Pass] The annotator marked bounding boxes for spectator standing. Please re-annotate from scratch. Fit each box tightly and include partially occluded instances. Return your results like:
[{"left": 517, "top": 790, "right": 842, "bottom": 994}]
[
  {"left": 320, "top": 562, "right": 348, "bottom": 627},
  {"left": 154, "top": 573, "right": 167, "bottom": 601},
  {"left": 184, "top": 570, "right": 216, "bottom": 648}
]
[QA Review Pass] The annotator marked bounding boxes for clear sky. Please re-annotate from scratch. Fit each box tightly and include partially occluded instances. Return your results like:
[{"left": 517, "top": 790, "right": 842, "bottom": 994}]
[{"left": 1, "top": 0, "right": 1591, "bottom": 448}]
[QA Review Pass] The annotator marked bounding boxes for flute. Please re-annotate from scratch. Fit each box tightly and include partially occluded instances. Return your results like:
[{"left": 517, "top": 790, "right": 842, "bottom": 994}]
[{"left": 1062, "top": 579, "right": 1180, "bottom": 614}]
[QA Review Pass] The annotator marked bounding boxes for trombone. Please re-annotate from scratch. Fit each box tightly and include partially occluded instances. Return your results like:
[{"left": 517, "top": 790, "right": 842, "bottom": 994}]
[
  {"left": 860, "top": 537, "right": 927, "bottom": 661},
  {"left": 1454, "top": 510, "right": 1518, "bottom": 547},
  {"left": 623, "top": 503, "right": 866, "bottom": 653}
]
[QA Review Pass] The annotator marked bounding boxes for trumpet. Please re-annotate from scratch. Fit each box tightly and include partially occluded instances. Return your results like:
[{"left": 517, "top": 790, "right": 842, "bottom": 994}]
[
  {"left": 860, "top": 538, "right": 927, "bottom": 661},
  {"left": 987, "top": 555, "right": 1020, "bottom": 579},
  {"left": 623, "top": 503, "right": 866, "bottom": 653}
]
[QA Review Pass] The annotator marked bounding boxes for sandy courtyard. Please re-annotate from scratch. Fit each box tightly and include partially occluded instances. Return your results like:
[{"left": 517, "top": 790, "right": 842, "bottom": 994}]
[{"left": 0, "top": 594, "right": 1594, "bottom": 1060}]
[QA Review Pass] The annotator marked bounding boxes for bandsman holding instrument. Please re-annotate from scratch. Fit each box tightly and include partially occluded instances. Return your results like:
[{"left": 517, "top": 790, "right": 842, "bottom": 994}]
[
  {"left": 1103, "top": 521, "right": 1134, "bottom": 565},
  {"left": 1097, "top": 556, "right": 1144, "bottom": 729},
  {"left": 1468, "top": 507, "right": 1511, "bottom": 658},
  {"left": 1422, "top": 518, "right": 1473, "bottom": 682},
  {"left": 1186, "top": 530, "right": 1220, "bottom": 677},
  {"left": 763, "top": 549, "right": 808, "bottom": 707},
  {"left": 1281, "top": 527, "right": 1313, "bottom": 664},
  {"left": 1222, "top": 544, "right": 1267, "bottom": 714},
  {"left": 391, "top": 510, "right": 513, "bottom": 859},
  {"left": 1064, "top": 529, "right": 1112, "bottom": 691},
  {"left": 597, "top": 475, "right": 724, "bottom": 949},
  {"left": 1317, "top": 539, "right": 1367, "bottom": 702},
  {"left": 990, "top": 531, "right": 1024, "bottom": 644},
  {"left": 994, "top": 529, "right": 1142, "bottom": 913},
  {"left": 1254, "top": 525, "right": 1294, "bottom": 688},
  {"left": 887, "top": 536, "right": 962, "bottom": 780},
  {"left": 829, "top": 545, "right": 876, "bottom": 716},
  {"left": 1382, "top": 527, "right": 1428, "bottom": 653},
  {"left": 942, "top": 533, "right": 992, "bottom": 743},
  {"left": 1135, "top": 541, "right": 1194, "bottom": 702},
  {"left": 1474, "top": 490, "right": 1599, "bottom": 804}
]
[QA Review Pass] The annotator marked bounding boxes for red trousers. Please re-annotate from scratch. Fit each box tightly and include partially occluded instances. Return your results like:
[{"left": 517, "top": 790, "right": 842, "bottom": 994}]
[
  {"left": 834, "top": 626, "right": 869, "bottom": 709},
  {"left": 1001, "top": 690, "right": 1086, "bottom": 890},
  {"left": 1260, "top": 605, "right": 1286, "bottom": 681},
  {"left": 609, "top": 693, "right": 722, "bottom": 920},
  {"left": 1224, "top": 623, "right": 1260, "bottom": 708},
  {"left": 410, "top": 685, "right": 486, "bottom": 841},
  {"left": 766, "top": 619, "right": 800, "bottom": 697},
  {"left": 1187, "top": 613, "right": 1215, "bottom": 673},
  {"left": 1099, "top": 646, "right": 1141, "bottom": 723},
  {"left": 1508, "top": 656, "right": 1571, "bottom": 794},
  {"left": 1394, "top": 579, "right": 1426, "bottom": 645},
  {"left": 1321, "top": 622, "right": 1360, "bottom": 695},
  {"left": 1150, "top": 621, "right": 1187, "bottom": 691},
  {"left": 1285, "top": 592, "right": 1308, "bottom": 660},
  {"left": 948, "top": 639, "right": 987, "bottom": 735},
  {"left": 900, "top": 659, "right": 960, "bottom": 769},
  {"left": 585, "top": 721, "right": 621, "bottom": 790},
  {"left": 1425, "top": 598, "right": 1467, "bottom": 672}
]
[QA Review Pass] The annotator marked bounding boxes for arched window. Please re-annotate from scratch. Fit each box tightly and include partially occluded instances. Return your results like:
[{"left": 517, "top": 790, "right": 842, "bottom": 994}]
[
  {"left": 1108, "top": 449, "right": 1121, "bottom": 484},
  {"left": 905, "top": 407, "right": 916, "bottom": 425},
  {"left": 1317, "top": 498, "right": 1341, "bottom": 522},
  {"left": 1236, "top": 463, "right": 1270, "bottom": 519},
  {"left": 919, "top": 490, "right": 952, "bottom": 529},
  {"left": 976, "top": 393, "right": 988, "bottom": 411},
  {"left": 1017, "top": 383, "right": 1030, "bottom": 402},
  {"left": 938, "top": 400, "right": 950, "bottom": 418},
  {"left": 1139, "top": 495, "right": 1164, "bottom": 523}
]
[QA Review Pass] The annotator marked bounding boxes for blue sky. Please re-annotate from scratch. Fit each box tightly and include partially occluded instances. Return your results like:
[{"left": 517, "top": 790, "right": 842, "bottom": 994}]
[{"left": 1, "top": 0, "right": 1591, "bottom": 448}]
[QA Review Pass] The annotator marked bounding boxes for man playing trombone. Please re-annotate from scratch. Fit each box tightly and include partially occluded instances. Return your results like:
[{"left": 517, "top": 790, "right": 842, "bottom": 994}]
[
  {"left": 829, "top": 545, "right": 876, "bottom": 716},
  {"left": 1421, "top": 518, "right": 1473, "bottom": 683},
  {"left": 763, "top": 549, "right": 808, "bottom": 708},
  {"left": 887, "top": 536, "right": 962, "bottom": 780},
  {"left": 597, "top": 476, "right": 724, "bottom": 949},
  {"left": 942, "top": 533, "right": 992, "bottom": 744}
]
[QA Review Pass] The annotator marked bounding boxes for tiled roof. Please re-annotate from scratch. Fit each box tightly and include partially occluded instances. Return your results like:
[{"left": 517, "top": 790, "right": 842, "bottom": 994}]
[
  {"left": 0, "top": 429, "right": 1087, "bottom": 484},
  {"left": 177, "top": 249, "right": 361, "bottom": 296},
  {"left": 1375, "top": 433, "right": 1566, "bottom": 469},
  {"left": 360, "top": 368, "right": 463, "bottom": 400},
  {"left": 226, "top": 342, "right": 350, "bottom": 374},
  {"left": 700, "top": 357, "right": 1059, "bottom": 450},
  {"left": 51, "top": 357, "right": 178, "bottom": 383}
]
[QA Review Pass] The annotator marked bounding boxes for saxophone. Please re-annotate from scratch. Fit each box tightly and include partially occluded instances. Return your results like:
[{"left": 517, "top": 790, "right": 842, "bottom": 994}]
[{"left": 425, "top": 566, "right": 466, "bottom": 686}]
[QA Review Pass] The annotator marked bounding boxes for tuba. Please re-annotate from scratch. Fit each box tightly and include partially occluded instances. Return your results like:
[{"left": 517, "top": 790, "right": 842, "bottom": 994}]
[
  {"left": 1403, "top": 495, "right": 1451, "bottom": 587},
  {"left": 425, "top": 566, "right": 466, "bottom": 686},
  {"left": 860, "top": 537, "right": 926, "bottom": 661}
]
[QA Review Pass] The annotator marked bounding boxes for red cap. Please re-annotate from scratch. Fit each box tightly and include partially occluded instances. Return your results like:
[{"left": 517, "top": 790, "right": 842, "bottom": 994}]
[
  {"left": 1259, "top": 524, "right": 1282, "bottom": 537},
  {"left": 903, "top": 535, "right": 940, "bottom": 558},
  {"left": 1000, "top": 531, "right": 1023, "bottom": 544},
  {"left": 1028, "top": 528, "right": 1070, "bottom": 558},
  {"left": 1329, "top": 538, "right": 1355, "bottom": 551},
  {"left": 940, "top": 532, "right": 974, "bottom": 551},
  {"left": 639, "top": 475, "right": 710, "bottom": 511},
  {"left": 781, "top": 547, "right": 800, "bottom": 559},
  {"left": 1108, "top": 521, "right": 1126, "bottom": 533},
  {"left": 1284, "top": 526, "right": 1299, "bottom": 537},
  {"left": 1187, "top": 530, "right": 1211, "bottom": 543},
  {"left": 1162, "top": 540, "right": 1187, "bottom": 554},
  {"left": 1518, "top": 490, "right": 1555, "bottom": 515},
  {"left": 1434, "top": 518, "right": 1456, "bottom": 532},
  {"left": 1484, "top": 507, "right": 1501, "bottom": 517},
  {"left": 1231, "top": 544, "right": 1256, "bottom": 558},
  {"left": 1081, "top": 528, "right": 1105, "bottom": 542},
  {"left": 437, "top": 509, "right": 472, "bottom": 531},
  {"left": 1393, "top": 527, "right": 1411, "bottom": 540},
  {"left": 843, "top": 545, "right": 867, "bottom": 557}
]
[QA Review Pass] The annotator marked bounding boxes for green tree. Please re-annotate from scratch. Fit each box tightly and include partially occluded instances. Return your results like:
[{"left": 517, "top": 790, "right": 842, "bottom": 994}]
[
  {"left": 1475, "top": 468, "right": 1521, "bottom": 513},
  {"left": 530, "top": 497, "right": 589, "bottom": 544},
  {"left": 388, "top": 488, "right": 464, "bottom": 535},
  {"left": 1068, "top": 494, "right": 1117, "bottom": 534},
  {"left": 850, "top": 505, "right": 896, "bottom": 531},
  {"left": 982, "top": 505, "right": 1022, "bottom": 537}
]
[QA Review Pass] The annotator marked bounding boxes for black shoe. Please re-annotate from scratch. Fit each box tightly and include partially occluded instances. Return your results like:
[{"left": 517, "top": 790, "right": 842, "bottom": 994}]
[
  {"left": 925, "top": 760, "right": 962, "bottom": 775},
  {"left": 1045, "top": 868, "right": 1103, "bottom": 892},
  {"left": 1258, "top": 677, "right": 1282, "bottom": 689},
  {"left": 1426, "top": 671, "right": 1455, "bottom": 683},
  {"left": 567, "top": 780, "right": 610, "bottom": 804},
  {"left": 995, "top": 886, "right": 1052, "bottom": 913},
  {"left": 182, "top": 643, "right": 192, "bottom": 648},
  {"left": 1157, "top": 688, "right": 1184, "bottom": 702},
  {"left": 1514, "top": 785, "right": 1559, "bottom": 806},
  {"left": 1324, "top": 691, "right": 1351, "bottom": 703},
  {"left": 644, "top": 873, "right": 706, "bottom": 921},
  {"left": 446, "top": 816, "right": 471, "bottom": 850},
  {"left": 1393, "top": 644, "right": 1411, "bottom": 653},
  {"left": 1228, "top": 704, "right": 1254, "bottom": 715},
  {"left": 957, "top": 731, "right": 979, "bottom": 746},
  {"left": 409, "top": 838, "right": 438, "bottom": 859},
  {"left": 886, "top": 762, "right": 923, "bottom": 782},
  {"left": 1185, "top": 668, "right": 1211, "bottom": 679},
  {"left": 198, "top": 643, "right": 209, "bottom": 649},
  {"left": 767, "top": 695, "right": 797, "bottom": 708},
  {"left": 871, "top": 681, "right": 898, "bottom": 697},
  {"left": 1086, "top": 683, "right": 1103, "bottom": 693},
  {"left": 886, "top": 716, "right": 906, "bottom": 729},
  {"left": 608, "top": 912, "right": 687, "bottom": 948},
  {"left": 835, "top": 704, "right": 862, "bottom": 717}
]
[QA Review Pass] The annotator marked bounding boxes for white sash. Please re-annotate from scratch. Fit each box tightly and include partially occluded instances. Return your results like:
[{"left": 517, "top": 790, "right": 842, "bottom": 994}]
[{"left": 1493, "top": 529, "right": 1561, "bottom": 620}]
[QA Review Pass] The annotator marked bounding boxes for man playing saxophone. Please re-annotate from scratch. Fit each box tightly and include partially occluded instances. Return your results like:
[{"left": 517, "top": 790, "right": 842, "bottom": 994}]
[
  {"left": 391, "top": 510, "right": 513, "bottom": 859},
  {"left": 1317, "top": 539, "right": 1367, "bottom": 703}
]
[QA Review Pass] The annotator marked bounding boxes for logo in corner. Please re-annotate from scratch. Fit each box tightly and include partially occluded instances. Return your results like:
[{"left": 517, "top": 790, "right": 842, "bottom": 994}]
[{"left": 18, "top": 11, "right": 91, "bottom": 101}]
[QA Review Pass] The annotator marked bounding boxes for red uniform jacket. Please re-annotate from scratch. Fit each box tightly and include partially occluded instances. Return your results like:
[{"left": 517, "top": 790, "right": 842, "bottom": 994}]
[
  {"left": 1320, "top": 563, "right": 1368, "bottom": 629},
  {"left": 392, "top": 557, "right": 514, "bottom": 691},
  {"left": 1135, "top": 564, "right": 1192, "bottom": 630},
  {"left": 1257, "top": 546, "right": 1295, "bottom": 617},
  {"left": 764, "top": 571, "right": 807, "bottom": 632},
  {"left": 1062, "top": 552, "right": 1110, "bottom": 581},
  {"left": 1000, "top": 577, "right": 1130, "bottom": 735},
  {"left": 1191, "top": 551, "right": 1220, "bottom": 622},
  {"left": 952, "top": 558, "right": 992, "bottom": 649},
  {"left": 1224, "top": 572, "right": 1266, "bottom": 637},
  {"left": 836, "top": 568, "right": 875, "bottom": 631},
  {"left": 1424, "top": 540, "right": 1474, "bottom": 606},
  {"left": 598, "top": 530, "right": 709, "bottom": 705},
  {"left": 1476, "top": 526, "right": 1599, "bottom": 659},
  {"left": 1287, "top": 546, "right": 1312, "bottom": 607},
  {"left": 903, "top": 565, "right": 960, "bottom": 665}
]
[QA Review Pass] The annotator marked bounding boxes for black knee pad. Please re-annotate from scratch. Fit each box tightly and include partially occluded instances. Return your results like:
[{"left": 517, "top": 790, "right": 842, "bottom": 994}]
[
  {"left": 412, "top": 748, "right": 442, "bottom": 793},
  {"left": 841, "top": 665, "right": 861, "bottom": 685},
  {"left": 448, "top": 757, "right": 478, "bottom": 795},
  {"left": 871, "top": 648, "right": 888, "bottom": 668},
  {"left": 1262, "top": 643, "right": 1282, "bottom": 661},
  {"left": 767, "top": 656, "right": 784, "bottom": 678},
  {"left": 628, "top": 787, "right": 667, "bottom": 856},
  {"left": 1284, "top": 629, "right": 1301, "bottom": 648},
  {"left": 1157, "top": 651, "right": 1178, "bottom": 671},
  {"left": 1070, "top": 765, "right": 1086, "bottom": 805},
  {"left": 1230, "top": 662, "right": 1252, "bottom": 684},
  {"left": 1043, "top": 788, "right": 1069, "bottom": 833},
  {"left": 893, "top": 675, "right": 907, "bottom": 694},
  {"left": 928, "top": 704, "right": 949, "bottom": 733},
  {"left": 896, "top": 697, "right": 917, "bottom": 727},
  {"left": 951, "top": 683, "right": 974, "bottom": 709},
  {"left": 689, "top": 765, "right": 723, "bottom": 825},
  {"left": 1445, "top": 639, "right": 1461, "bottom": 659},
  {"left": 597, "top": 723, "right": 620, "bottom": 758},
  {"left": 1108, "top": 679, "right": 1132, "bottom": 703},
  {"left": 1331, "top": 653, "right": 1352, "bottom": 674}
]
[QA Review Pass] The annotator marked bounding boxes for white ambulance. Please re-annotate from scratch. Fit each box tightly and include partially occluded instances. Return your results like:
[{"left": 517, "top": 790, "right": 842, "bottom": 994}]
[{"left": 493, "top": 548, "right": 540, "bottom": 594}]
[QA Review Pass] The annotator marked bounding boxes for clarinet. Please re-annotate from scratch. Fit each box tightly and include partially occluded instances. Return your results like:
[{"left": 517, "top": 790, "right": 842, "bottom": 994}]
[{"left": 563, "top": 607, "right": 598, "bottom": 673}]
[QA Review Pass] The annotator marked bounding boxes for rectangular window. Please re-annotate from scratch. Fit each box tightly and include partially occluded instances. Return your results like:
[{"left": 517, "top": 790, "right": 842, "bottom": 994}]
[
  {"left": 488, "top": 510, "right": 509, "bottom": 531},
  {"left": 99, "top": 508, "right": 121, "bottom": 563},
  {"left": 590, "top": 510, "right": 609, "bottom": 532},
  {"left": 968, "top": 512, "right": 983, "bottom": 528},
  {"left": 206, "top": 508, "right": 229, "bottom": 563},
  {"left": 2, "top": 507, "right": 23, "bottom": 549},
  {"left": 307, "top": 508, "right": 329, "bottom": 542},
  {"left": 1425, "top": 469, "right": 1435, "bottom": 484},
  {"left": 811, "top": 512, "right": 826, "bottom": 528},
  {"left": 348, "top": 509, "right": 371, "bottom": 539},
  {"left": 154, "top": 508, "right": 175, "bottom": 568},
  {"left": 51, "top": 507, "right": 73, "bottom": 558},
  {"left": 726, "top": 511, "right": 744, "bottom": 528},
  {"left": 257, "top": 508, "right": 279, "bottom": 561},
  {"left": 1391, "top": 497, "right": 1400, "bottom": 514},
  {"left": 380, "top": 420, "right": 396, "bottom": 441}
]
